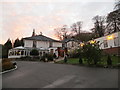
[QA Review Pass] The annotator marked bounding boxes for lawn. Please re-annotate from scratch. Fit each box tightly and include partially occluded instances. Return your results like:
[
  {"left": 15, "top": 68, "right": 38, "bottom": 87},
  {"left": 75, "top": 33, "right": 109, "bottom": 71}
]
[{"left": 56, "top": 56, "right": 120, "bottom": 68}]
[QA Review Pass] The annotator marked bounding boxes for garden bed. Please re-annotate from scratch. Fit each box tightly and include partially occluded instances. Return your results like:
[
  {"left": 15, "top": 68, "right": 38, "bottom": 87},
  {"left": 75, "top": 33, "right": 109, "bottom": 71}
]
[
  {"left": 56, "top": 56, "right": 120, "bottom": 68},
  {"left": 1, "top": 58, "right": 16, "bottom": 72}
]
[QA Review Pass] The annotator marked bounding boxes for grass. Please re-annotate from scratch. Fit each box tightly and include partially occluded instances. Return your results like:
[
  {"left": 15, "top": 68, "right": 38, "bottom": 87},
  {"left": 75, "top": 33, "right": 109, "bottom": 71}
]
[{"left": 56, "top": 55, "right": 120, "bottom": 68}]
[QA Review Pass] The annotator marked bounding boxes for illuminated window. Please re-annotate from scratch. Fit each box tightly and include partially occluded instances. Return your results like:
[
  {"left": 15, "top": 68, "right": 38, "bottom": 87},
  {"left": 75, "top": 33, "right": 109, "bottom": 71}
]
[
  {"left": 106, "top": 35, "right": 114, "bottom": 40},
  {"left": 103, "top": 40, "right": 108, "bottom": 48},
  {"left": 114, "top": 37, "right": 118, "bottom": 46}
]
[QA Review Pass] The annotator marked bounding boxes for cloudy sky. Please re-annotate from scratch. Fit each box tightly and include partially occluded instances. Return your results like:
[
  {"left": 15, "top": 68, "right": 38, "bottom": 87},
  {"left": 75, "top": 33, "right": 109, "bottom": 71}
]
[{"left": 0, "top": 0, "right": 115, "bottom": 44}]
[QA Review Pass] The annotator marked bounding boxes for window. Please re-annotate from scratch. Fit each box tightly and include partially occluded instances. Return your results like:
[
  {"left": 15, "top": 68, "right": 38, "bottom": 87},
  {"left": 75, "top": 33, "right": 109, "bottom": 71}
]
[
  {"left": 33, "top": 41, "right": 36, "bottom": 48},
  {"left": 103, "top": 40, "right": 108, "bottom": 48},
  {"left": 114, "top": 37, "right": 118, "bottom": 46},
  {"left": 49, "top": 41, "right": 53, "bottom": 47}
]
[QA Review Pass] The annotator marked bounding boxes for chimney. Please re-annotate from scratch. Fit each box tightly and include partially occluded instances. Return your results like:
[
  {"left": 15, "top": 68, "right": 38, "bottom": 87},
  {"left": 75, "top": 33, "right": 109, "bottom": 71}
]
[
  {"left": 40, "top": 32, "right": 42, "bottom": 35},
  {"left": 32, "top": 29, "right": 35, "bottom": 36}
]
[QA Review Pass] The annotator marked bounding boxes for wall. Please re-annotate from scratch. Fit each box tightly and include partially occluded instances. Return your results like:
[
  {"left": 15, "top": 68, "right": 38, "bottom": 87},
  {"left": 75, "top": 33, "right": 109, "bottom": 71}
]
[
  {"left": 95, "top": 32, "right": 119, "bottom": 49},
  {"left": 103, "top": 47, "right": 120, "bottom": 55},
  {"left": 37, "top": 41, "right": 49, "bottom": 49},
  {"left": 24, "top": 39, "right": 62, "bottom": 49},
  {"left": 53, "top": 42, "right": 62, "bottom": 47},
  {"left": 24, "top": 40, "right": 33, "bottom": 47},
  {"left": 94, "top": 32, "right": 120, "bottom": 55}
]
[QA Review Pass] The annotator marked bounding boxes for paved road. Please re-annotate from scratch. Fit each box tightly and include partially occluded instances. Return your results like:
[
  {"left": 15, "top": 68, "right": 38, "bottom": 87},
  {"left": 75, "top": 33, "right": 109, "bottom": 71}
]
[{"left": 2, "top": 61, "right": 118, "bottom": 88}]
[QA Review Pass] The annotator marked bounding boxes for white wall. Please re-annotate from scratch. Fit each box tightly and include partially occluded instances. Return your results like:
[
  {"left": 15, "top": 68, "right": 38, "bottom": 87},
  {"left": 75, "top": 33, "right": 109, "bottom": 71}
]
[
  {"left": 37, "top": 41, "right": 49, "bottom": 49},
  {"left": 95, "top": 32, "right": 119, "bottom": 49},
  {"left": 24, "top": 40, "right": 33, "bottom": 47},
  {"left": 67, "top": 41, "right": 78, "bottom": 48},
  {"left": 53, "top": 42, "right": 62, "bottom": 47},
  {"left": 24, "top": 39, "right": 62, "bottom": 49}
]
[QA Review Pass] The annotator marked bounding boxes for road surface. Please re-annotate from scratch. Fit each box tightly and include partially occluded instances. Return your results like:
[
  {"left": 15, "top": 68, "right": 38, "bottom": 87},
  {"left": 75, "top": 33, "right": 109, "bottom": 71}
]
[{"left": 2, "top": 61, "right": 118, "bottom": 88}]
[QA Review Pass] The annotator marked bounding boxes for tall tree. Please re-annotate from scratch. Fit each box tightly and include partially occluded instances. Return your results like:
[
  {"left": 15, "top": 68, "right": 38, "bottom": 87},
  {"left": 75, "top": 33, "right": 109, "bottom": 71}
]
[
  {"left": 71, "top": 21, "right": 82, "bottom": 35},
  {"left": 20, "top": 38, "right": 24, "bottom": 47},
  {"left": 3, "top": 39, "right": 12, "bottom": 58},
  {"left": 115, "top": 0, "right": 120, "bottom": 10},
  {"left": 92, "top": 15, "right": 105, "bottom": 37},
  {"left": 106, "top": 0, "right": 120, "bottom": 34},
  {"left": 13, "top": 38, "right": 21, "bottom": 47},
  {"left": 54, "top": 25, "right": 69, "bottom": 40},
  {"left": 4, "top": 39, "right": 12, "bottom": 50}
]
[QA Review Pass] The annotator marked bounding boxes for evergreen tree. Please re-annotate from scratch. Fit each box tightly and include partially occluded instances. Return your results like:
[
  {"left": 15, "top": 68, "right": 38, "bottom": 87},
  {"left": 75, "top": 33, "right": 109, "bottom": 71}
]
[
  {"left": 13, "top": 38, "right": 21, "bottom": 47},
  {"left": 3, "top": 39, "right": 12, "bottom": 58},
  {"left": 20, "top": 38, "right": 24, "bottom": 47}
]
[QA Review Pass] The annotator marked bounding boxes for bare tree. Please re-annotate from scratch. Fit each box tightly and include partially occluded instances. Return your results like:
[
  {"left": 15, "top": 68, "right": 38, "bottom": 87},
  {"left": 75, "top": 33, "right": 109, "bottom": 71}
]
[
  {"left": 71, "top": 21, "right": 82, "bottom": 35},
  {"left": 54, "top": 28, "right": 63, "bottom": 40},
  {"left": 115, "top": 0, "right": 120, "bottom": 10},
  {"left": 54, "top": 25, "right": 69, "bottom": 40},
  {"left": 77, "top": 21, "right": 82, "bottom": 34},
  {"left": 92, "top": 15, "right": 106, "bottom": 37},
  {"left": 106, "top": 9, "right": 120, "bottom": 34}
]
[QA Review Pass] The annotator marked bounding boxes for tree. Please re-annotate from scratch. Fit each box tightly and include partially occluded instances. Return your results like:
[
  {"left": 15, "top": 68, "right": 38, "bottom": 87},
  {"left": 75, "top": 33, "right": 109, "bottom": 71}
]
[
  {"left": 106, "top": 0, "right": 120, "bottom": 34},
  {"left": 107, "top": 54, "right": 112, "bottom": 66},
  {"left": 71, "top": 21, "right": 82, "bottom": 35},
  {"left": 115, "top": 0, "right": 120, "bottom": 10},
  {"left": 30, "top": 49, "right": 39, "bottom": 56},
  {"left": 0, "top": 44, "right": 2, "bottom": 58},
  {"left": 20, "top": 38, "right": 24, "bottom": 47},
  {"left": 92, "top": 15, "right": 105, "bottom": 37},
  {"left": 54, "top": 25, "right": 69, "bottom": 40},
  {"left": 106, "top": 9, "right": 120, "bottom": 34},
  {"left": 82, "top": 41, "right": 102, "bottom": 65},
  {"left": 13, "top": 38, "right": 21, "bottom": 47},
  {"left": 3, "top": 39, "right": 12, "bottom": 58}
]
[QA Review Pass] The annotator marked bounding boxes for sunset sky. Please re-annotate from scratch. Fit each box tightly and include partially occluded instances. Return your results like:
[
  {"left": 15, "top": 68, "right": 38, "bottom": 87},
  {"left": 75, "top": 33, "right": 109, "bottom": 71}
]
[{"left": 0, "top": 0, "right": 115, "bottom": 44}]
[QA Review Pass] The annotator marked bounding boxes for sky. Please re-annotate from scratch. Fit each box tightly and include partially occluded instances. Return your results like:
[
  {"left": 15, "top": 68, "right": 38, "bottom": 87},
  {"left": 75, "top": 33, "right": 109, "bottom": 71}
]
[{"left": 0, "top": 0, "right": 115, "bottom": 44}]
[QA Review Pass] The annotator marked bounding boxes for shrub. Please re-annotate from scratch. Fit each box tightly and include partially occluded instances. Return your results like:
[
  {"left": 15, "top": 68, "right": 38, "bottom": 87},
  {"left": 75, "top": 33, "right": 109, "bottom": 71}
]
[
  {"left": 82, "top": 42, "right": 102, "bottom": 65},
  {"left": 107, "top": 54, "right": 112, "bottom": 66},
  {"left": 47, "top": 54, "right": 53, "bottom": 61},
  {"left": 41, "top": 55, "right": 46, "bottom": 61},
  {"left": 30, "top": 49, "right": 39, "bottom": 56},
  {"left": 79, "top": 55, "right": 83, "bottom": 64},
  {"left": 2, "top": 59, "right": 14, "bottom": 71},
  {"left": 53, "top": 53, "right": 57, "bottom": 59}
]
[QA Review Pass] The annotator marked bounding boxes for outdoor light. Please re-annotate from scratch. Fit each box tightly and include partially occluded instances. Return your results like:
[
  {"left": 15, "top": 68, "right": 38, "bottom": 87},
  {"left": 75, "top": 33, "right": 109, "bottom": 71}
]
[
  {"left": 80, "top": 43, "right": 84, "bottom": 47},
  {"left": 90, "top": 40, "right": 96, "bottom": 44},
  {"left": 107, "top": 35, "right": 114, "bottom": 40}
]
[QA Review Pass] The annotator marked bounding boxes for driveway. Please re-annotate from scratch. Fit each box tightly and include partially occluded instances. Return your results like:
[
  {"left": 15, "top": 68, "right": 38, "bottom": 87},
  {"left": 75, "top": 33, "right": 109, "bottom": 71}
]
[{"left": 2, "top": 61, "right": 118, "bottom": 88}]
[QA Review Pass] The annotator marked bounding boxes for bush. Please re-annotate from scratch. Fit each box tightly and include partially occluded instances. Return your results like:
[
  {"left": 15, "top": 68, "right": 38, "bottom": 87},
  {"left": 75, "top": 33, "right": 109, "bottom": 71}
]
[
  {"left": 79, "top": 55, "right": 83, "bottom": 64},
  {"left": 107, "top": 54, "right": 112, "bottom": 66},
  {"left": 41, "top": 55, "right": 46, "bottom": 61},
  {"left": 30, "top": 49, "right": 39, "bottom": 56},
  {"left": 47, "top": 54, "right": 53, "bottom": 61},
  {"left": 2, "top": 59, "right": 14, "bottom": 71},
  {"left": 82, "top": 42, "right": 102, "bottom": 65}
]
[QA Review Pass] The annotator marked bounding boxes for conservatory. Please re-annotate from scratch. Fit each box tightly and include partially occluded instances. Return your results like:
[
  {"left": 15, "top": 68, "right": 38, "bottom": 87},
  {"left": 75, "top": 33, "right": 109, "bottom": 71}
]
[{"left": 8, "top": 46, "right": 49, "bottom": 58}]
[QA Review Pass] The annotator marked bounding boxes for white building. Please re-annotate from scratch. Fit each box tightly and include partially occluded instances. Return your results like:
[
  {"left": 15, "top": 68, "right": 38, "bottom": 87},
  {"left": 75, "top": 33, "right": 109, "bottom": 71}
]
[
  {"left": 8, "top": 30, "right": 62, "bottom": 58},
  {"left": 90, "top": 31, "right": 120, "bottom": 55},
  {"left": 62, "top": 38, "right": 80, "bottom": 54}
]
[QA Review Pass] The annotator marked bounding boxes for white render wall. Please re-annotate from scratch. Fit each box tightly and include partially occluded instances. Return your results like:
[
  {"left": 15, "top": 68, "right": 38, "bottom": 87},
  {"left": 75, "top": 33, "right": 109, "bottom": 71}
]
[
  {"left": 24, "top": 40, "right": 33, "bottom": 47},
  {"left": 37, "top": 41, "right": 49, "bottom": 49},
  {"left": 53, "top": 42, "right": 62, "bottom": 47},
  {"left": 94, "top": 32, "right": 119, "bottom": 49},
  {"left": 24, "top": 39, "right": 62, "bottom": 48}
]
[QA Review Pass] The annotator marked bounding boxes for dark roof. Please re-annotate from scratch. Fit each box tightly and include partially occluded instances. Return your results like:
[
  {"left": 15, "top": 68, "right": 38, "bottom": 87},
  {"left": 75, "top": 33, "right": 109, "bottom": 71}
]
[
  {"left": 62, "top": 38, "right": 79, "bottom": 43},
  {"left": 23, "top": 35, "right": 60, "bottom": 42}
]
